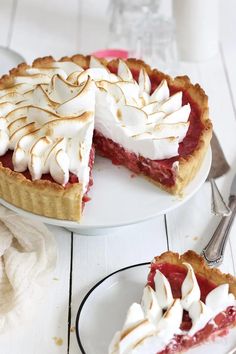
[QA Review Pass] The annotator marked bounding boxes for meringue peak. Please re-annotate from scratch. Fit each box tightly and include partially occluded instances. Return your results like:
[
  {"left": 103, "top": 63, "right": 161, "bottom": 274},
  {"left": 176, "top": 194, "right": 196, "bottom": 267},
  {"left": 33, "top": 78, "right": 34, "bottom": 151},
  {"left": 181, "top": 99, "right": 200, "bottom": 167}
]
[
  {"left": 181, "top": 262, "right": 201, "bottom": 310},
  {"left": 154, "top": 270, "right": 174, "bottom": 309},
  {"left": 139, "top": 68, "right": 151, "bottom": 95},
  {"left": 118, "top": 59, "right": 133, "bottom": 82},
  {"left": 141, "top": 285, "right": 162, "bottom": 325},
  {"left": 90, "top": 56, "right": 108, "bottom": 70},
  {"left": 150, "top": 80, "right": 169, "bottom": 103}
]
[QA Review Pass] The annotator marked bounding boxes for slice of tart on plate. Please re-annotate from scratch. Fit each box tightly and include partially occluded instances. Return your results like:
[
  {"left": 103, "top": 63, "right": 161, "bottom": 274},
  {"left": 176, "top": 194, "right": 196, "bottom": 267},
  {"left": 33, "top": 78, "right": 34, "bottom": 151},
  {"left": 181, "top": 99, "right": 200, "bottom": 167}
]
[
  {"left": 0, "top": 54, "right": 212, "bottom": 221},
  {"left": 109, "top": 251, "right": 236, "bottom": 354}
]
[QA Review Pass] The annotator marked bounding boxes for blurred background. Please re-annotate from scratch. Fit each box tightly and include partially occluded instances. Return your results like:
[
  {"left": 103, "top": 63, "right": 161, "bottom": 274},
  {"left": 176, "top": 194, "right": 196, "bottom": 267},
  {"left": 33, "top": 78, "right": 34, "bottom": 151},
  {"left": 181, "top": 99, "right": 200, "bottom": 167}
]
[{"left": 0, "top": 0, "right": 235, "bottom": 73}]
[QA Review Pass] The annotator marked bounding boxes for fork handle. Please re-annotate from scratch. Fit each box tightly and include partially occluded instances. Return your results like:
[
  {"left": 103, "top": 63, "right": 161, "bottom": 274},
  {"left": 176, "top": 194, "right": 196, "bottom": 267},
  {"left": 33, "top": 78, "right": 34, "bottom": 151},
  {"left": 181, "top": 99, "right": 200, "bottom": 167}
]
[{"left": 202, "top": 195, "right": 236, "bottom": 267}]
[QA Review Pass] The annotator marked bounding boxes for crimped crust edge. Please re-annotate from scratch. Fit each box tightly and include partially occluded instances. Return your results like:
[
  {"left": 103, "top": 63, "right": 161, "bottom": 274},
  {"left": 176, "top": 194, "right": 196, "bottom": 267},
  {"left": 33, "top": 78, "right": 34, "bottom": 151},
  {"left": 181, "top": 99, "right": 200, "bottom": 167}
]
[{"left": 152, "top": 250, "right": 236, "bottom": 296}]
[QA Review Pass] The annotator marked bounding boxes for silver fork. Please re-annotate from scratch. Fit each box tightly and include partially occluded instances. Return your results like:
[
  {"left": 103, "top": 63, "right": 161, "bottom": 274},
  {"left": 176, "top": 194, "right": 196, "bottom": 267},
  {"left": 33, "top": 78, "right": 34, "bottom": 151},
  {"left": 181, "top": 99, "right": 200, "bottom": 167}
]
[
  {"left": 202, "top": 173, "right": 236, "bottom": 267},
  {"left": 207, "top": 132, "right": 231, "bottom": 216},
  {"left": 227, "top": 346, "right": 236, "bottom": 354}
]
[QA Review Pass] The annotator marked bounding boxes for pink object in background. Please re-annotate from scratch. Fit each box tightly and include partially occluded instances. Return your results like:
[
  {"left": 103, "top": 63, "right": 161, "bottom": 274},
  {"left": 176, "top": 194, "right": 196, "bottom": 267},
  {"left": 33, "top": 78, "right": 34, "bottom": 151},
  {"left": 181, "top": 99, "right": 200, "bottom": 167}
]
[{"left": 91, "top": 49, "right": 128, "bottom": 59}]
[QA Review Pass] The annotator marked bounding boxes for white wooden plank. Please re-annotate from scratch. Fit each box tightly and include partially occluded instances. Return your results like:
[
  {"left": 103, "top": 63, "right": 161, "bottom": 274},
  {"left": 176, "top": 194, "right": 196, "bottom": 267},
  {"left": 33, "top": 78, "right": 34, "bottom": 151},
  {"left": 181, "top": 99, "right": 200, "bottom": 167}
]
[
  {"left": 0, "top": 0, "right": 14, "bottom": 46},
  {"left": 69, "top": 216, "right": 168, "bottom": 353},
  {"left": 219, "top": 0, "right": 236, "bottom": 107},
  {"left": 10, "top": 0, "right": 80, "bottom": 63},
  {"left": 0, "top": 225, "right": 71, "bottom": 354}
]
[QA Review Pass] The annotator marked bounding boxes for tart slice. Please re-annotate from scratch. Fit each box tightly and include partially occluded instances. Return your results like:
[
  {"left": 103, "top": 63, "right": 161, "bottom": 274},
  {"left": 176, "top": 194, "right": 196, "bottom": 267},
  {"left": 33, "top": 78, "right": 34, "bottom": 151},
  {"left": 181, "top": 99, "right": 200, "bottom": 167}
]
[{"left": 109, "top": 251, "right": 236, "bottom": 354}]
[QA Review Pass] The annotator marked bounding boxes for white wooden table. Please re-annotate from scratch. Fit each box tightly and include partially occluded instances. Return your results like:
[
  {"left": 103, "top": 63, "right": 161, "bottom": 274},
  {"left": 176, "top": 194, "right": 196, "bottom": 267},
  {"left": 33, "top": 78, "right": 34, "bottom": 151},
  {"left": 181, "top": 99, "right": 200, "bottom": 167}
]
[{"left": 0, "top": 1, "right": 236, "bottom": 353}]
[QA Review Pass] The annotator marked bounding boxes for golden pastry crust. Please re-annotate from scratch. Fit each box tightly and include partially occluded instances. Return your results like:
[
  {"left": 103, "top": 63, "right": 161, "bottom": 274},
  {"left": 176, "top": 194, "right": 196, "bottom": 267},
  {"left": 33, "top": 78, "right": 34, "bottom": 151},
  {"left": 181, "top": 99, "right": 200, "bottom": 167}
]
[
  {"left": 152, "top": 250, "right": 236, "bottom": 296},
  {"left": 0, "top": 54, "right": 212, "bottom": 220},
  {"left": 0, "top": 161, "right": 83, "bottom": 221}
]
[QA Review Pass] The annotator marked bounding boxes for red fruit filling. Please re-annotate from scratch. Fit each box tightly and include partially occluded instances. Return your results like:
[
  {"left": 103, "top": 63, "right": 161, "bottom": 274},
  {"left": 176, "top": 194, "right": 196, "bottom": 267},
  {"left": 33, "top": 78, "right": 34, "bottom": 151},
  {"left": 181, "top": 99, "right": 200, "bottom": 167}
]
[
  {"left": 147, "top": 262, "right": 236, "bottom": 354},
  {"left": 94, "top": 130, "right": 177, "bottom": 187}
]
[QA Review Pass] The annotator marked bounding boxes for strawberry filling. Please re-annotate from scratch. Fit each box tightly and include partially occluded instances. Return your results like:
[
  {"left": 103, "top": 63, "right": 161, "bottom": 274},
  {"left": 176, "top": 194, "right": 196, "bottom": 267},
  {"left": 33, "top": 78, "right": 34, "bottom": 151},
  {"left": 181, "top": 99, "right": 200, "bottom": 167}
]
[
  {"left": 93, "top": 130, "right": 177, "bottom": 187},
  {"left": 147, "top": 263, "right": 236, "bottom": 354}
]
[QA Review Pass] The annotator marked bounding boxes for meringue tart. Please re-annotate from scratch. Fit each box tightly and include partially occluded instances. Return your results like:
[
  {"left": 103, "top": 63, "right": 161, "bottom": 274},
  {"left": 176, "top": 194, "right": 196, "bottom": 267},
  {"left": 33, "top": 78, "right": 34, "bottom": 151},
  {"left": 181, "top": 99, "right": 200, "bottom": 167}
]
[
  {"left": 109, "top": 251, "right": 236, "bottom": 354},
  {"left": 0, "top": 55, "right": 212, "bottom": 221}
]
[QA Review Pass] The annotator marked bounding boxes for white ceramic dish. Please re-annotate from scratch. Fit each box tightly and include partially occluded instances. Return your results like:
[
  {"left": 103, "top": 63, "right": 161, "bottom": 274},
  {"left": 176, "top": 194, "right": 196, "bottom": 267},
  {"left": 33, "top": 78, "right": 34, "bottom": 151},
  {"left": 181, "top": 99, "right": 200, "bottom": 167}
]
[
  {"left": 0, "top": 149, "right": 211, "bottom": 235},
  {"left": 0, "top": 46, "right": 25, "bottom": 76},
  {"left": 76, "top": 263, "right": 236, "bottom": 354}
]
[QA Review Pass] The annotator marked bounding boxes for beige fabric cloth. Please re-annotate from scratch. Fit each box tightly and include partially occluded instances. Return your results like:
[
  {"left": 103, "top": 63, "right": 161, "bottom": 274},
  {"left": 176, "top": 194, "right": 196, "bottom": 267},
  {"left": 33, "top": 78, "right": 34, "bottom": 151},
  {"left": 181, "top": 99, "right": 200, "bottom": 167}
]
[{"left": 0, "top": 205, "right": 57, "bottom": 332}]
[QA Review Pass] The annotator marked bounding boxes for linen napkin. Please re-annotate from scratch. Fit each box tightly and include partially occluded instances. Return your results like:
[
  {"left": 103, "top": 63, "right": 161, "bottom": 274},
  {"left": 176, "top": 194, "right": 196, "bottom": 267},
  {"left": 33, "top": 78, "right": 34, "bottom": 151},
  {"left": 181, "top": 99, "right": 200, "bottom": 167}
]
[{"left": 0, "top": 205, "right": 57, "bottom": 332}]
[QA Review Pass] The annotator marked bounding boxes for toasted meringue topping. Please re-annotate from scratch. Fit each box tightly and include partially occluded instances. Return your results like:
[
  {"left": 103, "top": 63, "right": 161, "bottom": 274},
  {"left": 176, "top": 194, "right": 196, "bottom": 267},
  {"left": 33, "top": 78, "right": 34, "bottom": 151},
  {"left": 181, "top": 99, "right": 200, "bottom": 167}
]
[
  {"left": 14, "top": 74, "right": 52, "bottom": 85},
  {"left": 141, "top": 286, "right": 162, "bottom": 325},
  {"left": 90, "top": 56, "right": 107, "bottom": 69},
  {"left": 181, "top": 262, "right": 201, "bottom": 310},
  {"left": 0, "top": 57, "right": 191, "bottom": 189},
  {"left": 56, "top": 78, "right": 95, "bottom": 116},
  {"left": 0, "top": 129, "right": 9, "bottom": 155},
  {"left": 49, "top": 148, "right": 69, "bottom": 185},
  {"left": 0, "top": 83, "right": 34, "bottom": 98},
  {"left": 150, "top": 79, "right": 169, "bottom": 103},
  {"left": 118, "top": 59, "right": 134, "bottom": 82},
  {"left": 123, "top": 303, "right": 146, "bottom": 331},
  {"left": 139, "top": 68, "right": 151, "bottom": 96},
  {"left": 155, "top": 298, "right": 183, "bottom": 337},
  {"left": 109, "top": 263, "right": 236, "bottom": 354},
  {"left": 154, "top": 270, "right": 174, "bottom": 309},
  {"left": 46, "top": 74, "right": 81, "bottom": 104},
  {"left": 109, "top": 303, "right": 156, "bottom": 354},
  {"left": 205, "top": 284, "right": 236, "bottom": 317},
  {"left": 188, "top": 300, "right": 213, "bottom": 336},
  {"left": 50, "top": 60, "right": 84, "bottom": 75}
]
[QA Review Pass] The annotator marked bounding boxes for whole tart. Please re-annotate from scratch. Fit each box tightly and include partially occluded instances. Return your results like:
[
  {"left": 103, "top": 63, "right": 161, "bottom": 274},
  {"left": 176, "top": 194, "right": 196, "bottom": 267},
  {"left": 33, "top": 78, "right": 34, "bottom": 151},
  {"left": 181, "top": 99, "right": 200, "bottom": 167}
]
[
  {"left": 109, "top": 251, "right": 236, "bottom": 354},
  {"left": 0, "top": 55, "right": 212, "bottom": 221}
]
